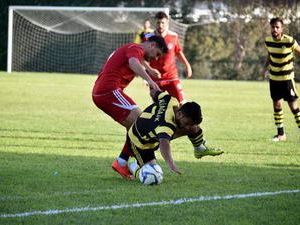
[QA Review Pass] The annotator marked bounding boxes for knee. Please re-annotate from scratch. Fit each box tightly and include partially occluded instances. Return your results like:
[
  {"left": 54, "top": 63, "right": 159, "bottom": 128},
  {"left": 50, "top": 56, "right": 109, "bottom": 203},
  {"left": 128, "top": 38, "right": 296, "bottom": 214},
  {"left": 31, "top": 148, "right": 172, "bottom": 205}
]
[{"left": 124, "top": 108, "right": 142, "bottom": 129}]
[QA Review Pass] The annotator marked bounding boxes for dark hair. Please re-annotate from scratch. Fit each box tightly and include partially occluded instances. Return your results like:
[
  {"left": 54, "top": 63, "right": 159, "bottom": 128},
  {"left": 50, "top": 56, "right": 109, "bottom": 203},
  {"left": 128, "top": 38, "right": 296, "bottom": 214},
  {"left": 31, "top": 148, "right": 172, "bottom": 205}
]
[
  {"left": 148, "top": 35, "right": 168, "bottom": 54},
  {"left": 270, "top": 17, "right": 283, "bottom": 25},
  {"left": 155, "top": 11, "right": 169, "bottom": 20},
  {"left": 179, "top": 102, "right": 203, "bottom": 124}
]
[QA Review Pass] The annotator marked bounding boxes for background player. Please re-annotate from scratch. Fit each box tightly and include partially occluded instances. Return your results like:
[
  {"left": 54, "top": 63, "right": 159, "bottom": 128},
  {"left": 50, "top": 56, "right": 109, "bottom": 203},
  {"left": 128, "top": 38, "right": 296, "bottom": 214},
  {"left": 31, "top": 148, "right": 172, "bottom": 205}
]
[
  {"left": 133, "top": 19, "right": 154, "bottom": 44},
  {"left": 143, "top": 11, "right": 192, "bottom": 104},
  {"left": 262, "top": 17, "right": 300, "bottom": 141}
]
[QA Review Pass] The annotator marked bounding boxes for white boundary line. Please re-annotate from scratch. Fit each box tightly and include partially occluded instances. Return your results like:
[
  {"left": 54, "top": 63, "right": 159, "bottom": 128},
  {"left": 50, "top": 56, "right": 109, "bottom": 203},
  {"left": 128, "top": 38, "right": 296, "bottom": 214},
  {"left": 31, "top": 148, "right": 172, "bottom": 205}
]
[{"left": 1, "top": 189, "right": 299, "bottom": 218}]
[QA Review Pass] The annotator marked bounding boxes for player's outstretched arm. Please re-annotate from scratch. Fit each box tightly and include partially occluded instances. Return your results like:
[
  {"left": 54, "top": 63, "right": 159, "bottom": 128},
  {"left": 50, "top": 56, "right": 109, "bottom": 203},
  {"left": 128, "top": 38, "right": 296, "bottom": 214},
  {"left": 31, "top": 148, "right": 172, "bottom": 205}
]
[
  {"left": 128, "top": 57, "right": 161, "bottom": 91},
  {"left": 159, "top": 138, "right": 181, "bottom": 174},
  {"left": 141, "top": 60, "right": 161, "bottom": 78}
]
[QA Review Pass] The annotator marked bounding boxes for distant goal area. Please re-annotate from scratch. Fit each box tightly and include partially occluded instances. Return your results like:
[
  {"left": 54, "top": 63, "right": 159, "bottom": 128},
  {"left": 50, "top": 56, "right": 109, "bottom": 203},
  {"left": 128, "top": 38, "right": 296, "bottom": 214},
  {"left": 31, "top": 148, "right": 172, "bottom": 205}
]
[{"left": 7, "top": 6, "right": 188, "bottom": 74}]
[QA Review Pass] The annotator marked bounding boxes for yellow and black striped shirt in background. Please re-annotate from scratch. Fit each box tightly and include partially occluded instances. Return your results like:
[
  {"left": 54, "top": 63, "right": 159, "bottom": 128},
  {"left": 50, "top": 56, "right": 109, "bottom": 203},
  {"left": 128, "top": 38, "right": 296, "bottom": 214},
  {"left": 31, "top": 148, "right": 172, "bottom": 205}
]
[
  {"left": 265, "top": 34, "right": 298, "bottom": 81},
  {"left": 128, "top": 92, "right": 178, "bottom": 151}
]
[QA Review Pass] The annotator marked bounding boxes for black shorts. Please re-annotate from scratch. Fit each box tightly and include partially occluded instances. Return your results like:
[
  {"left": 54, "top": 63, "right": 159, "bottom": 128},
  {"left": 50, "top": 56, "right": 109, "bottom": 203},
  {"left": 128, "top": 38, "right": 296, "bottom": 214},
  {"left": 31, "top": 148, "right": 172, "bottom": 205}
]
[
  {"left": 129, "top": 141, "right": 157, "bottom": 166},
  {"left": 269, "top": 79, "right": 298, "bottom": 102}
]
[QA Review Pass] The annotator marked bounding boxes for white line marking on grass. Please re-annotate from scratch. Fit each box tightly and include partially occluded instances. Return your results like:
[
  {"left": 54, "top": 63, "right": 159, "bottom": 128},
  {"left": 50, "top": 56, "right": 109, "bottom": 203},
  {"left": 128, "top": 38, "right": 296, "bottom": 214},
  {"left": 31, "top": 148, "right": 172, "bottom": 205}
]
[{"left": 1, "top": 189, "right": 299, "bottom": 218}]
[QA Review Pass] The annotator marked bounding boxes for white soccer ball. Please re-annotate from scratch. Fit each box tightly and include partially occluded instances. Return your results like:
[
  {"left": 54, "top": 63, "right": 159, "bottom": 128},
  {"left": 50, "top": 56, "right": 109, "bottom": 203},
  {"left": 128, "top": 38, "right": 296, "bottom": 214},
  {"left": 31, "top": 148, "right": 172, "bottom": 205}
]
[{"left": 139, "top": 163, "right": 163, "bottom": 185}]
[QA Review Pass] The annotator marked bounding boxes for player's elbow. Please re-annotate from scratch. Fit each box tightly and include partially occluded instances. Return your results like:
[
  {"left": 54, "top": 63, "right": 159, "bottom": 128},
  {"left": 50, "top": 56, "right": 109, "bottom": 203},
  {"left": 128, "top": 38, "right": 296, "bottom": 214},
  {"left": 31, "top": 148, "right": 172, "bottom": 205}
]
[{"left": 159, "top": 138, "right": 170, "bottom": 147}]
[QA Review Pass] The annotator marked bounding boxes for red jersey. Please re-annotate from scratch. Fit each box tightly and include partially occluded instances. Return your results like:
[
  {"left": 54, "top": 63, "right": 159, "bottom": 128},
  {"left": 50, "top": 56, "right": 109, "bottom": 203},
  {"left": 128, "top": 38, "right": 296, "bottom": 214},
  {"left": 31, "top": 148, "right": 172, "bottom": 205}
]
[
  {"left": 150, "top": 31, "right": 182, "bottom": 81},
  {"left": 93, "top": 43, "right": 144, "bottom": 94}
]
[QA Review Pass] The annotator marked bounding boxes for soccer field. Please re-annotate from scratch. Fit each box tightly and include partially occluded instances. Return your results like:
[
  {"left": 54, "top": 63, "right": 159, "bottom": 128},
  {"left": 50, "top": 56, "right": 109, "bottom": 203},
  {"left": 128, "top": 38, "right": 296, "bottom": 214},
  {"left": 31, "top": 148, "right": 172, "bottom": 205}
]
[{"left": 0, "top": 72, "right": 299, "bottom": 225}]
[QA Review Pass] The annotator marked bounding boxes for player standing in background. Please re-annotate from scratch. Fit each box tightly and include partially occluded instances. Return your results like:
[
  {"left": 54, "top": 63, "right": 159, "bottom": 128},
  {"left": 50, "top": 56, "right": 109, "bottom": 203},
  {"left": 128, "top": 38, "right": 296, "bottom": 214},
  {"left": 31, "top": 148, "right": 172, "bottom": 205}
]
[
  {"left": 262, "top": 17, "right": 300, "bottom": 141},
  {"left": 92, "top": 36, "right": 168, "bottom": 178},
  {"left": 143, "top": 11, "right": 192, "bottom": 104},
  {"left": 133, "top": 19, "right": 154, "bottom": 44}
]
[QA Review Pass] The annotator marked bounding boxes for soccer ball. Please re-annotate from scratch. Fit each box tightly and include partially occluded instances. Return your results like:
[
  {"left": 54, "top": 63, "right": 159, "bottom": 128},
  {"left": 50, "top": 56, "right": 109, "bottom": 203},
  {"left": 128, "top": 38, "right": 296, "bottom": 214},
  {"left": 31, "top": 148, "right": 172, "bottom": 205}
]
[{"left": 139, "top": 163, "right": 163, "bottom": 185}]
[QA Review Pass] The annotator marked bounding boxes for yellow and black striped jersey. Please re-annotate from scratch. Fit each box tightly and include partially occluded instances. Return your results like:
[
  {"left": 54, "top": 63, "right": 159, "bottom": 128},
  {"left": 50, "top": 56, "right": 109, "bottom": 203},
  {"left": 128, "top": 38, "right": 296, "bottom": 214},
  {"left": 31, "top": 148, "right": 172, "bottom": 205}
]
[
  {"left": 265, "top": 34, "right": 299, "bottom": 81},
  {"left": 128, "top": 92, "right": 178, "bottom": 151}
]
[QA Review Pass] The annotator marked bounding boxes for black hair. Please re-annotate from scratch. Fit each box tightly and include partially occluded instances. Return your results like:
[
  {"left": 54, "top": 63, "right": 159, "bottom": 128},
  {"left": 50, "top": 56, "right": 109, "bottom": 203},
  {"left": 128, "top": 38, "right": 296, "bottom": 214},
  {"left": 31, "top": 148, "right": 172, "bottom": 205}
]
[
  {"left": 179, "top": 102, "right": 203, "bottom": 125},
  {"left": 148, "top": 35, "right": 168, "bottom": 54},
  {"left": 270, "top": 17, "right": 283, "bottom": 25},
  {"left": 155, "top": 11, "right": 169, "bottom": 20}
]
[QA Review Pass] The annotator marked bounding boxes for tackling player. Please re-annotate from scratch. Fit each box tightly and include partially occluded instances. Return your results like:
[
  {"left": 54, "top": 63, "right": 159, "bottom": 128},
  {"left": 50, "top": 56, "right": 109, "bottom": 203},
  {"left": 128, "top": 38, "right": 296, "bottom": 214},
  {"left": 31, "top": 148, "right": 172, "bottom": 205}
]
[
  {"left": 262, "top": 17, "right": 300, "bottom": 141},
  {"left": 113, "top": 90, "right": 224, "bottom": 179},
  {"left": 92, "top": 36, "right": 168, "bottom": 177},
  {"left": 92, "top": 35, "right": 167, "bottom": 129}
]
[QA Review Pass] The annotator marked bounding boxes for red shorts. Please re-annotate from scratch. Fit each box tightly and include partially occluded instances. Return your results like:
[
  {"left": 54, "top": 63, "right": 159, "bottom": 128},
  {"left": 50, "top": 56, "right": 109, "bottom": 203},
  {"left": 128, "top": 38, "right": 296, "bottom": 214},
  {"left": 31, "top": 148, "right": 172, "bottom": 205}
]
[
  {"left": 92, "top": 89, "right": 138, "bottom": 124},
  {"left": 156, "top": 79, "right": 185, "bottom": 103}
]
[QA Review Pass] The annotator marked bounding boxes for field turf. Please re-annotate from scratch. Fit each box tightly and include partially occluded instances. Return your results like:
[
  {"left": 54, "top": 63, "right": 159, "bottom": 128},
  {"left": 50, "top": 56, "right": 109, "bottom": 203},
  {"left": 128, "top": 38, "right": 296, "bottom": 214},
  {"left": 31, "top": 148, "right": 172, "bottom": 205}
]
[{"left": 0, "top": 72, "right": 299, "bottom": 225}]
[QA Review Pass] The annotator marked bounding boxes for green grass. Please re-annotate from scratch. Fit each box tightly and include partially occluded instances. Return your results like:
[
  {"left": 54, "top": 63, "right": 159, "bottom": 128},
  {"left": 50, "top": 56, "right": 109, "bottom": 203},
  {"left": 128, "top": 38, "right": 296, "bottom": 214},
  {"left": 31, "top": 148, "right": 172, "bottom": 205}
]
[{"left": 0, "top": 72, "right": 299, "bottom": 225}]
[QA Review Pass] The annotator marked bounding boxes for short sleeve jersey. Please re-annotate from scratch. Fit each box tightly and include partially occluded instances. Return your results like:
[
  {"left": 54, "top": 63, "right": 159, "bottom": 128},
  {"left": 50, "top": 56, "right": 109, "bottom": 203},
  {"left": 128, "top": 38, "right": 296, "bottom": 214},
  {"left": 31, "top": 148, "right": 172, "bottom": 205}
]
[
  {"left": 265, "top": 34, "right": 299, "bottom": 81},
  {"left": 150, "top": 31, "right": 182, "bottom": 81},
  {"left": 93, "top": 43, "right": 144, "bottom": 94},
  {"left": 128, "top": 92, "right": 178, "bottom": 151}
]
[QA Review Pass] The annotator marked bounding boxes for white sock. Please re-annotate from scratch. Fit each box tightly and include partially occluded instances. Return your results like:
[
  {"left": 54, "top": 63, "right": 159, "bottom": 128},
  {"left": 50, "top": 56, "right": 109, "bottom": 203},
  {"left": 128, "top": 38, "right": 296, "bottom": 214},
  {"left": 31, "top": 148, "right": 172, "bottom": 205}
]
[
  {"left": 117, "top": 157, "right": 127, "bottom": 166},
  {"left": 195, "top": 143, "right": 207, "bottom": 151},
  {"left": 128, "top": 160, "right": 139, "bottom": 174}
]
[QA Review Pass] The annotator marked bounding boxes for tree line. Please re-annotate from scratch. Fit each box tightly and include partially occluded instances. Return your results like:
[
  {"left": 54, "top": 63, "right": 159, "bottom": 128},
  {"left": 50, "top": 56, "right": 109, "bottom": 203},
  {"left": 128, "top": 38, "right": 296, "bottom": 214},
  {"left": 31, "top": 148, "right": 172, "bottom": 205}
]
[{"left": 1, "top": 0, "right": 300, "bottom": 80}]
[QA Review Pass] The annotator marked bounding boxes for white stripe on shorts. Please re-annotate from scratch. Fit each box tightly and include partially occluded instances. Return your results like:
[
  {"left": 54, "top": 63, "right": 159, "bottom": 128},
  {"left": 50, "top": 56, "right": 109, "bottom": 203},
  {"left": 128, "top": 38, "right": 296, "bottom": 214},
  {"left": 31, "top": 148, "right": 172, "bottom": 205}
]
[{"left": 112, "top": 89, "right": 137, "bottom": 110}]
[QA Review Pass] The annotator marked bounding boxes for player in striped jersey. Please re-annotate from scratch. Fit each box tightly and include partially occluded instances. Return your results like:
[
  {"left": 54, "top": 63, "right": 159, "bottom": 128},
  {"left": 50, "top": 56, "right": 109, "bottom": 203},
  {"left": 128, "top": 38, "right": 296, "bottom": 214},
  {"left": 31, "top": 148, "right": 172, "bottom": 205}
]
[
  {"left": 113, "top": 90, "right": 223, "bottom": 179},
  {"left": 262, "top": 17, "right": 300, "bottom": 141},
  {"left": 133, "top": 19, "right": 154, "bottom": 44}
]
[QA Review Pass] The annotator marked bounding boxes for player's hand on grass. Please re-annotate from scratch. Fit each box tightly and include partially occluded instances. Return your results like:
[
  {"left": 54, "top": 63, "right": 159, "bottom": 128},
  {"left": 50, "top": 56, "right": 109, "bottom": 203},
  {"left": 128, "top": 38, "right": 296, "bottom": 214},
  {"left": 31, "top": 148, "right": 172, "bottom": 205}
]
[{"left": 168, "top": 162, "right": 181, "bottom": 175}]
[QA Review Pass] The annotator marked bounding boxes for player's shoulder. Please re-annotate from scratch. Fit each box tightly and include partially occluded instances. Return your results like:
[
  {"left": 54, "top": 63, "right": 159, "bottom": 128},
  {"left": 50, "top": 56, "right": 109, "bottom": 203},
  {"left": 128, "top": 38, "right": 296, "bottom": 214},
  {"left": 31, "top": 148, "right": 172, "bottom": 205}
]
[
  {"left": 282, "top": 34, "right": 295, "bottom": 43},
  {"left": 166, "top": 30, "right": 178, "bottom": 37},
  {"left": 265, "top": 36, "right": 273, "bottom": 42},
  {"left": 158, "top": 91, "right": 174, "bottom": 99},
  {"left": 126, "top": 43, "right": 143, "bottom": 51},
  {"left": 265, "top": 34, "right": 295, "bottom": 43},
  {"left": 157, "top": 92, "right": 177, "bottom": 105}
]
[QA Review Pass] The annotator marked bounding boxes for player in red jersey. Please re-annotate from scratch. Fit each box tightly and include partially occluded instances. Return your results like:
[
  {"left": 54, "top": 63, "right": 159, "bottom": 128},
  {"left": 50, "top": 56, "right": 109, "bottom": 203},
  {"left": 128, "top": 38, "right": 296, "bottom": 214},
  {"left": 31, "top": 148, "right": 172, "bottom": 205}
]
[
  {"left": 143, "top": 11, "right": 192, "bottom": 104},
  {"left": 92, "top": 35, "right": 167, "bottom": 128},
  {"left": 92, "top": 35, "right": 168, "bottom": 179}
]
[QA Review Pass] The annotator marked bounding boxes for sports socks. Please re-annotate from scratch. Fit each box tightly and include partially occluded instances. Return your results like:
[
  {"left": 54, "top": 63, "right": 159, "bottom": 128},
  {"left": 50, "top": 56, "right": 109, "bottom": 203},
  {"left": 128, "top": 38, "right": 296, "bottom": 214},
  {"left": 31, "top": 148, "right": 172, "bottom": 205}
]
[
  {"left": 117, "top": 138, "right": 130, "bottom": 166},
  {"left": 188, "top": 128, "right": 205, "bottom": 148},
  {"left": 117, "top": 157, "right": 127, "bottom": 166},
  {"left": 292, "top": 108, "right": 300, "bottom": 130},
  {"left": 128, "top": 159, "right": 140, "bottom": 178},
  {"left": 274, "top": 108, "right": 284, "bottom": 135}
]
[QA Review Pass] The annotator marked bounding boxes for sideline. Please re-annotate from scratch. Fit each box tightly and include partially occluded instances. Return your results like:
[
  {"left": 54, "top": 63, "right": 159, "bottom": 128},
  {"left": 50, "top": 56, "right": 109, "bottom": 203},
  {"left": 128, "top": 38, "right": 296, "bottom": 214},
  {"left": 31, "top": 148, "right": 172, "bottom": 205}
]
[{"left": 1, "top": 189, "right": 299, "bottom": 218}]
